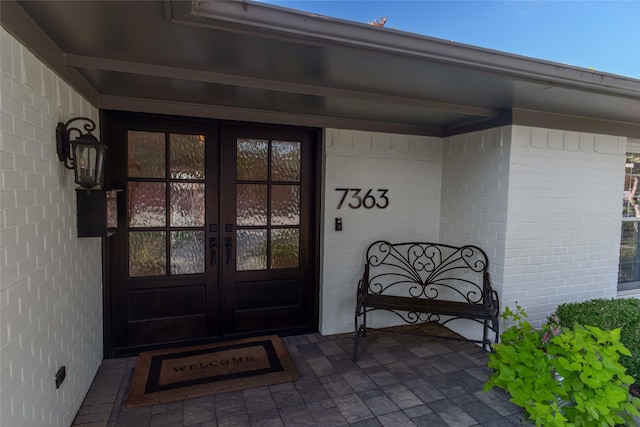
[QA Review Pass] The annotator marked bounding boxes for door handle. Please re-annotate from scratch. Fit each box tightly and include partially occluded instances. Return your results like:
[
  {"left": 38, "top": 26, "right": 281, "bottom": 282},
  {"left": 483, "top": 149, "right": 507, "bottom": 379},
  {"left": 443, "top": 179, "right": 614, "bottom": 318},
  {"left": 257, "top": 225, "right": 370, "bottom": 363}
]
[
  {"left": 225, "top": 237, "right": 233, "bottom": 266},
  {"left": 209, "top": 237, "right": 217, "bottom": 266}
]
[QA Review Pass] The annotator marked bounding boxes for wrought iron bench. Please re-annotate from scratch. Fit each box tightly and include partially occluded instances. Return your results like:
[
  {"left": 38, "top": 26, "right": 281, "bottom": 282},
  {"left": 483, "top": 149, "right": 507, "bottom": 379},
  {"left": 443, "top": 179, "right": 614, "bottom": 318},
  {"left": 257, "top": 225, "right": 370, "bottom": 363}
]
[{"left": 353, "top": 240, "right": 499, "bottom": 361}]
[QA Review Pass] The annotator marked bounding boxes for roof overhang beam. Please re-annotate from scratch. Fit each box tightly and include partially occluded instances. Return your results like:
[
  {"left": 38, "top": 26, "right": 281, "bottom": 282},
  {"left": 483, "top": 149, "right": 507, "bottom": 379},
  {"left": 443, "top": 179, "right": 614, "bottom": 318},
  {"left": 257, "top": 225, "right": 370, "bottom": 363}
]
[
  {"left": 98, "top": 95, "right": 445, "bottom": 136},
  {"left": 64, "top": 54, "right": 500, "bottom": 120}
]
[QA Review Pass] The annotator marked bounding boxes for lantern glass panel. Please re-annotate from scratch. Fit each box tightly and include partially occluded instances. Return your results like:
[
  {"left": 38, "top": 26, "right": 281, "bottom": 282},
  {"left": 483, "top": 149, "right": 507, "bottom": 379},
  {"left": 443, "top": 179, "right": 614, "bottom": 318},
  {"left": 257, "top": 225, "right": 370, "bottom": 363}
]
[{"left": 72, "top": 136, "right": 106, "bottom": 188}]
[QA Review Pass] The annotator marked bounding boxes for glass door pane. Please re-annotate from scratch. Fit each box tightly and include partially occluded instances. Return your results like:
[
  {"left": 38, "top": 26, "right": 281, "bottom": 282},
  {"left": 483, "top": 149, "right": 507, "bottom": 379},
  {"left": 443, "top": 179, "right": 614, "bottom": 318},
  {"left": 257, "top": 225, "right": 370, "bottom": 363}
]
[
  {"left": 235, "top": 139, "right": 301, "bottom": 272},
  {"left": 127, "top": 131, "right": 206, "bottom": 277}
]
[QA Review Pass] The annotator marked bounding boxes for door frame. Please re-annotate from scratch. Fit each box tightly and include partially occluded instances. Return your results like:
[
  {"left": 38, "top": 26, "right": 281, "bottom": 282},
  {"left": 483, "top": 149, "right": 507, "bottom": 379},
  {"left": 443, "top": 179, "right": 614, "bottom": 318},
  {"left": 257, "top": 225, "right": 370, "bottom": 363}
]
[{"left": 101, "top": 110, "right": 322, "bottom": 358}]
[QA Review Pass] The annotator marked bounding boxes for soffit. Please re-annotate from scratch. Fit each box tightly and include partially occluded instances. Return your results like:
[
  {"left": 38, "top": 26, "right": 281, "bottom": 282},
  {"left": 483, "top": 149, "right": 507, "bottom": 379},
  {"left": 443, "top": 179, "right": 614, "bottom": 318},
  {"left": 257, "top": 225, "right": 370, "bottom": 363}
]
[{"left": 4, "top": 0, "right": 640, "bottom": 136}]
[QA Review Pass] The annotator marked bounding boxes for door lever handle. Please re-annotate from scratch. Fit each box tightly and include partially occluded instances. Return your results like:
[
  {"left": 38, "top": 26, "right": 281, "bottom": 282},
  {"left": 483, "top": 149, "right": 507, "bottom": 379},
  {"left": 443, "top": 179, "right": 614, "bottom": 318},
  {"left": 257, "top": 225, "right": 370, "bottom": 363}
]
[
  {"left": 209, "top": 238, "right": 217, "bottom": 266},
  {"left": 225, "top": 237, "right": 233, "bottom": 266}
]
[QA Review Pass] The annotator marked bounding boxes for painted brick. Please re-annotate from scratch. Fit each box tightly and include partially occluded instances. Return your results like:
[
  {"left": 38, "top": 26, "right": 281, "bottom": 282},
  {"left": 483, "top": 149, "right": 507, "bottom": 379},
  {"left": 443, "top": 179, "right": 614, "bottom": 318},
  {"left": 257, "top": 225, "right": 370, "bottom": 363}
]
[
  {"left": 32, "top": 93, "right": 50, "bottom": 117},
  {"left": 54, "top": 76, "right": 70, "bottom": 109},
  {"left": 0, "top": 30, "right": 102, "bottom": 427},
  {"left": 353, "top": 130, "right": 372, "bottom": 150},
  {"left": 12, "top": 80, "right": 32, "bottom": 107},
  {"left": 321, "top": 130, "right": 442, "bottom": 334},
  {"left": 531, "top": 127, "right": 547, "bottom": 149},
  {"left": 440, "top": 124, "right": 629, "bottom": 331},
  {"left": 336, "top": 128, "right": 354, "bottom": 149},
  {"left": 2, "top": 93, "right": 24, "bottom": 119},
  {"left": 69, "top": 89, "right": 83, "bottom": 116},
  {"left": 499, "top": 125, "right": 625, "bottom": 326},
  {"left": 0, "top": 111, "right": 13, "bottom": 139},
  {"left": 17, "top": 224, "right": 37, "bottom": 244},
  {"left": 390, "top": 133, "right": 409, "bottom": 151},
  {"left": 371, "top": 132, "right": 392, "bottom": 151},
  {"left": 13, "top": 117, "right": 35, "bottom": 141},
  {"left": 1, "top": 75, "right": 13, "bottom": 106},
  {"left": 22, "top": 50, "right": 43, "bottom": 96},
  {"left": 547, "top": 129, "right": 564, "bottom": 150},
  {"left": 14, "top": 154, "right": 35, "bottom": 175},
  {"left": 2, "top": 132, "right": 25, "bottom": 155},
  {"left": 1, "top": 32, "right": 13, "bottom": 76},
  {"left": 41, "top": 68, "right": 55, "bottom": 100},
  {"left": 441, "top": 127, "right": 510, "bottom": 258},
  {"left": 579, "top": 132, "right": 595, "bottom": 152},
  {"left": 2, "top": 170, "right": 24, "bottom": 190},
  {"left": 4, "top": 207, "right": 27, "bottom": 229},
  {"left": 24, "top": 132, "right": 46, "bottom": 159},
  {"left": 23, "top": 104, "right": 42, "bottom": 128},
  {"left": 0, "top": 153, "right": 14, "bottom": 182}
]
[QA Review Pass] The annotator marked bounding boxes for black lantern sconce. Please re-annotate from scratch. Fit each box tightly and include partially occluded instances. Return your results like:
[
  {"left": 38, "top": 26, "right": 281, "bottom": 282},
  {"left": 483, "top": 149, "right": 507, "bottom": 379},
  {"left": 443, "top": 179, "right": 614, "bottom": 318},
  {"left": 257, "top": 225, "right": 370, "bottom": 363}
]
[
  {"left": 56, "top": 117, "right": 119, "bottom": 237},
  {"left": 56, "top": 117, "right": 107, "bottom": 189}
]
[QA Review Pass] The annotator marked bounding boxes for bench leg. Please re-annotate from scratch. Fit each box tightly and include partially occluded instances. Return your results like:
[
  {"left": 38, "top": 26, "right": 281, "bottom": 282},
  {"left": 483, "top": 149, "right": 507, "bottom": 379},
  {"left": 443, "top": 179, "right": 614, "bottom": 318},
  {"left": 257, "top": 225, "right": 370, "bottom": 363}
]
[
  {"left": 485, "top": 313, "right": 500, "bottom": 351},
  {"left": 353, "top": 304, "right": 369, "bottom": 362},
  {"left": 353, "top": 306, "right": 361, "bottom": 362},
  {"left": 482, "top": 319, "right": 489, "bottom": 351},
  {"left": 352, "top": 327, "right": 360, "bottom": 362},
  {"left": 482, "top": 319, "right": 498, "bottom": 351},
  {"left": 362, "top": 308, "right": 367, "bottom": 337}
]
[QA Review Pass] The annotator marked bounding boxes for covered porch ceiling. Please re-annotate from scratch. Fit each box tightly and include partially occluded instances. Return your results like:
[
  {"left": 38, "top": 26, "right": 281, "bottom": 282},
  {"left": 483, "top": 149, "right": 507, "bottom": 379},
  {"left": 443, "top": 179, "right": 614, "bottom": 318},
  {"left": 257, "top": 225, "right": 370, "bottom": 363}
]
[{"left": 3, "top": 0, "right": 640, "bottom": 136}]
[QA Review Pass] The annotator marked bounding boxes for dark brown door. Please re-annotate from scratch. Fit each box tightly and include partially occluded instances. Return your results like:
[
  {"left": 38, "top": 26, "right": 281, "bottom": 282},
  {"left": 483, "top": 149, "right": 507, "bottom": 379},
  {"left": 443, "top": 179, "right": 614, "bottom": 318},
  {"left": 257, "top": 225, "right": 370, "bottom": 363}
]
[{"left": 105, "top": 113, "right": 318, "bottom": 355}]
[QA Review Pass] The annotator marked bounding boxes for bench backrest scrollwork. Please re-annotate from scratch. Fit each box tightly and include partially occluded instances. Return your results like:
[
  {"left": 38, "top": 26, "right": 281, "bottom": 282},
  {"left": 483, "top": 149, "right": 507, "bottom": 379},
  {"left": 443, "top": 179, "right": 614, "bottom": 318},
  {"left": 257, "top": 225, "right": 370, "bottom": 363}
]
[{"left": 363, "top": 240, "right": 491, "bottom": 304}]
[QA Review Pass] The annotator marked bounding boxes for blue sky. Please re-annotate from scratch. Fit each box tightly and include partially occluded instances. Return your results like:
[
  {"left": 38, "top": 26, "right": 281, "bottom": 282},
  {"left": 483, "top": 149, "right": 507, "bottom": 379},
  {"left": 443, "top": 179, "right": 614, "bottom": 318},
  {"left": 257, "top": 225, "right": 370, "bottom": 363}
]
[{"left": 258, "top": 1, "right": 640, "bottom": 79}]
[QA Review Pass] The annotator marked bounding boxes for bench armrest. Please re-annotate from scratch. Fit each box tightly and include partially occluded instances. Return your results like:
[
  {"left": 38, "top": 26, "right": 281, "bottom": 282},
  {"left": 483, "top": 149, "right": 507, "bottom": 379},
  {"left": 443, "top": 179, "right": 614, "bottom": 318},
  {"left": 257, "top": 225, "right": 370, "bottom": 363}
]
[
  {"left": 489, "top": 289, "right": 500, "bottom": 314},
  {"left": 356, "top": 264, "right": 370, "bottom": 302},
  {"left": 482, "top": 272, "right": 500, "bottom": 314}
]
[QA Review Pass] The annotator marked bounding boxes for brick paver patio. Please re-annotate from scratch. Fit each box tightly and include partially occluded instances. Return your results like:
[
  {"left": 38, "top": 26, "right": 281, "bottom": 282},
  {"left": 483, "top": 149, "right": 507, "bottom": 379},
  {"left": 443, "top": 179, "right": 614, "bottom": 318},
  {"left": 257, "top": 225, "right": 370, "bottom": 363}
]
[{"left": 72, "top": 324, "right": 527, "bottom": 427}]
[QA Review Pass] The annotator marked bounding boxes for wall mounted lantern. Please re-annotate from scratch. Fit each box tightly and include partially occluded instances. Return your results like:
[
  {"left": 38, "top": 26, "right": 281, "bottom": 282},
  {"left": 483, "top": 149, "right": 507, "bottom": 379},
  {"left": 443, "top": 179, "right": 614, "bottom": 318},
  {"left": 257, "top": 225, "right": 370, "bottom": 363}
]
[
  {"left": 56, "top": 117, "right": 118, "bottom": 237},
  {"left": 56, "top": 117, "right": 107, "bottom": 189}
]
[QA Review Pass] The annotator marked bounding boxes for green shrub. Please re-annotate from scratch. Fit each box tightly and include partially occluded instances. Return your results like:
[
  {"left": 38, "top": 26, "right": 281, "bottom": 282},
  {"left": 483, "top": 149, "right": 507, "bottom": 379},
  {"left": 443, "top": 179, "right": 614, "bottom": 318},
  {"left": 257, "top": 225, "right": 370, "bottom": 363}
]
[
  {"left": 485, "top": 304, "right": 640, "bottom": 426},
  {"left": 553, "top": 298, "right": 640, "bottom": 382}
]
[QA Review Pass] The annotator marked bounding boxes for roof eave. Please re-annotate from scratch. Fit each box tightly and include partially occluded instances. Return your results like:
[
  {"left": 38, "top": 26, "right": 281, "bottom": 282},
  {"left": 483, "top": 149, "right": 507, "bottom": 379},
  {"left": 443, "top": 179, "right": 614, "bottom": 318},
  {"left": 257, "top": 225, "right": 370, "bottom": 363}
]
[{"left": 185, "top": 0, "right": 640, "bottom": 99}]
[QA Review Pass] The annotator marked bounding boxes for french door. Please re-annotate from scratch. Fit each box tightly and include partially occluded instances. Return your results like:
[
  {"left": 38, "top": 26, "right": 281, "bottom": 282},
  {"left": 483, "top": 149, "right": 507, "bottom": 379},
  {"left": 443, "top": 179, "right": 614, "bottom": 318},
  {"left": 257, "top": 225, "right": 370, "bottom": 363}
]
[{"left": 104, "top": 113, "right": 318, "bottom": 355}]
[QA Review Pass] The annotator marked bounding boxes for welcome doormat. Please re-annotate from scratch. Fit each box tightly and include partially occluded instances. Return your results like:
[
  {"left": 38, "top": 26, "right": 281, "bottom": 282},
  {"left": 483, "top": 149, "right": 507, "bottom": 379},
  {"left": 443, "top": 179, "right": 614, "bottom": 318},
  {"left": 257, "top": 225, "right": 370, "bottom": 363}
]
[{"left": 127, "top": 335, "right": 298, "bottom": 408}]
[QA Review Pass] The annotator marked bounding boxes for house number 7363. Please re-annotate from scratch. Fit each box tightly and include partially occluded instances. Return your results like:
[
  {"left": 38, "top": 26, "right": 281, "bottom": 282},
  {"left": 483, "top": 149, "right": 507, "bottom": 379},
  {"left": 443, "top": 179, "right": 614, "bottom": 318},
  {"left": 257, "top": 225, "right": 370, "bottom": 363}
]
[{"left": 335, "top": 188, "right": 389, "bottom": 209}]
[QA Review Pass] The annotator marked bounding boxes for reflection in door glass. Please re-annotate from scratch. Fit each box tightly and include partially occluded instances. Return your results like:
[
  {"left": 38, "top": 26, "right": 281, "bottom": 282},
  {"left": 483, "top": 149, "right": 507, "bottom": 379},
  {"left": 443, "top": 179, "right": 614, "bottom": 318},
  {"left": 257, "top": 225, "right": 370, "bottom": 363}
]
[
  {"left": 170, "top": 134, "right": 205, "bottom": 179},
  {"left": 170, "top": 183, "right": 205, "bottom": 227},
  {"left": 237, "top": 139, "right": 268, "bottom": 181},
  {"left": 237, "top": 184, "right": 267, "bottom": 226},
  {"left": 128, "top": 131, "right": 165, "bottom": 178},
  {"left": 271, "top": 228, "right": 299, "bottom": 269},
  {"left": 129, "top": 231, "right": 166, "bottom": 277},
  {"left": 128, "top": 182, "right": 166, "bottom": 227},
  {"left": 237, "top": 229, "right": 267, "bottom": 271},
  {"left": 271, "top": 185, "right": 300, "bottom": 226},
  {"left": 171, "top": 231, "right": 205, "bottom": 275},
  {"left": 272, "top": 140, "right": 301, "bottom": 182}
]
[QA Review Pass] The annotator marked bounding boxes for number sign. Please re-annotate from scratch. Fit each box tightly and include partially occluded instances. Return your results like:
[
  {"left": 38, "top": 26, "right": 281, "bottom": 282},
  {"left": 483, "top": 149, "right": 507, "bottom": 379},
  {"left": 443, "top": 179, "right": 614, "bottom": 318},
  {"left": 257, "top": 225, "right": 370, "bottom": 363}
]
[{"left": 336, "top": 188, "right": 389, "bottom": 209}]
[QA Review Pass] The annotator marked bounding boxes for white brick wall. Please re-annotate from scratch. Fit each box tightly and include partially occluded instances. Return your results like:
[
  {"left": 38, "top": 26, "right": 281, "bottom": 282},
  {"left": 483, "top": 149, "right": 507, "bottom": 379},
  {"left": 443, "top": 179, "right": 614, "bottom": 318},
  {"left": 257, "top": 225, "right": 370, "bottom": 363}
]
[
  {"left": 320, "top": 129, "right": 443, "bottom": 335},
  {"left": 502, "top": 126, "right": 625, "bottom": 325},
  {"left": 1, "top": 29, "right": 103, "bottom": 427},
  {"left": 440, "top": 127, "right": 512, "bottom": 339},
  {"left": 442, "top": 125, "right": 626, "bottom": 335}
]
